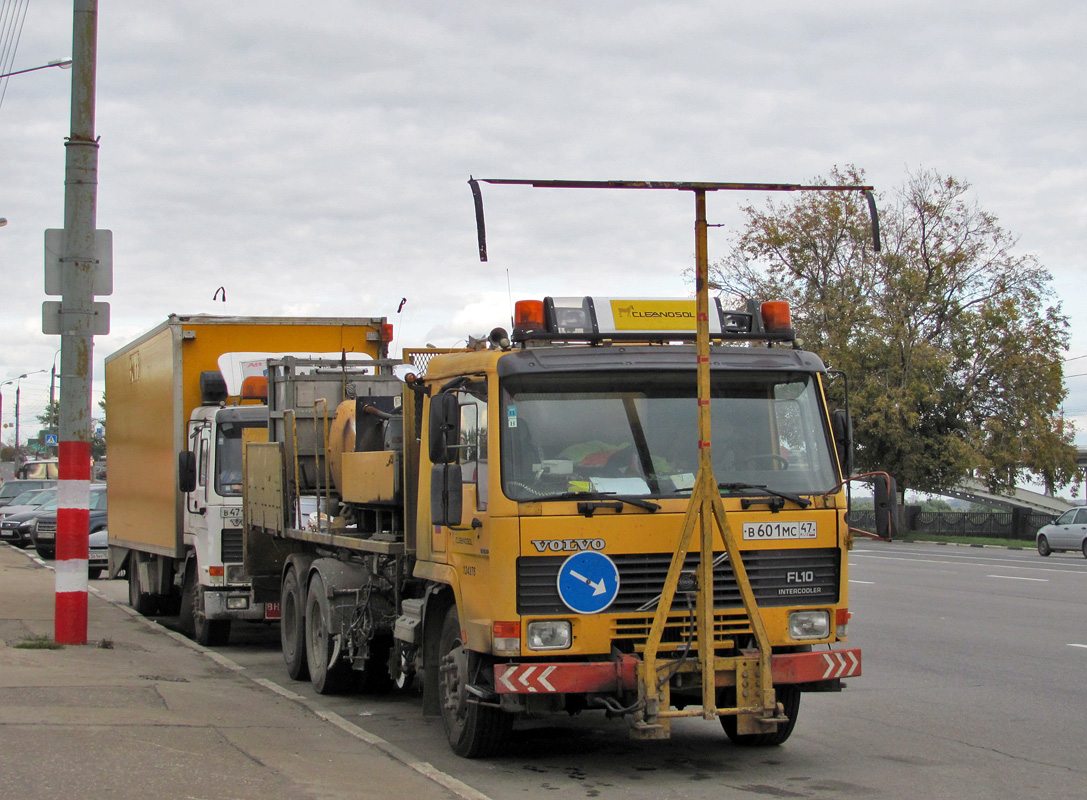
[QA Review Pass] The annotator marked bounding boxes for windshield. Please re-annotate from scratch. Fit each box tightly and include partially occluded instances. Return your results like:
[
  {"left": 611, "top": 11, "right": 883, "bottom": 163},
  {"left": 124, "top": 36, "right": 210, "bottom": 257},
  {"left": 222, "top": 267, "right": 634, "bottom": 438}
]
[
  {"left": 216, "top": 420, "right": 263, "bottom": 496},
  {"left": 8, "top": 490, "right": 41, "bottom": 506},
  {"left": 500, "top": 369, "right": 837, "bottom": 501}
]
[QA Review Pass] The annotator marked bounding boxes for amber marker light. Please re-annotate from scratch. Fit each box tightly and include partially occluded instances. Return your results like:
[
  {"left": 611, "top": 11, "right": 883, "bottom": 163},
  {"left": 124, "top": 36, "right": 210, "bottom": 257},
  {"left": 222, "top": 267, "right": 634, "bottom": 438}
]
[{"left": 761, "top": 301, "right": 792, "bottom": 333}]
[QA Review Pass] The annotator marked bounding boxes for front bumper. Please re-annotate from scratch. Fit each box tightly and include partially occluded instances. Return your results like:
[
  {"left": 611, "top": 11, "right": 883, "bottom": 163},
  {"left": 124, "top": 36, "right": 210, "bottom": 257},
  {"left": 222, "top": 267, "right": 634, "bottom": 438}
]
[
  {"left": 203, "top": 589, "right": 280, "bottom": 621},
  {"left": 494, "top": 648, "right": 861, "bottom": 694},
  {"left": 0, "top": 526, "right": 32, "bottom": 547}
]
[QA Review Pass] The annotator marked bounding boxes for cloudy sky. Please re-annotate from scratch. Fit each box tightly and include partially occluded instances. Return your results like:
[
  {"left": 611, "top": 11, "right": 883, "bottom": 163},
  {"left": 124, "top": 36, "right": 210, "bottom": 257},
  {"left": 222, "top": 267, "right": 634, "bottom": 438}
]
[{"left": 2, "top": 1, "right": 1085, "bottom": 463}]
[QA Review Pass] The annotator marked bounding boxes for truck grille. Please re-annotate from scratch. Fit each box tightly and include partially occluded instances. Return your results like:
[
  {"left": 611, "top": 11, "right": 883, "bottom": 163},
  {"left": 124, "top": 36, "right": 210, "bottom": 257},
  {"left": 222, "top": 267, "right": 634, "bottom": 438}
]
[
  {"left": 36, "top": 519, "right": 57, "bottom": 534},
  {"left": 612, "top": 608, "right": 756, "bottom": 651},
  {"left": 516, "top": 547, "right": 840, "bottom": 615},
  {"left": 221, "top": 529, "right": 244, "bottom": 562}
]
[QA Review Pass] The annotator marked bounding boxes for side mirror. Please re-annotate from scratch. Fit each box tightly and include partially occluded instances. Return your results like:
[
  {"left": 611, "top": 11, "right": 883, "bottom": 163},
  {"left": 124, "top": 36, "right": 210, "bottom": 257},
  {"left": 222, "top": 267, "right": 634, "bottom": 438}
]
[
  {"left": 428, "top": 392, "right": 461, "bottom": 464},
  {"left": 178, "top": 451, "right": 197, "bottom": 493},
  {"left": 873, "top": 473, "right": 899, "bottom": 540},
  {"left": 430, "top": 463, "right": 463, "bottom": 527},
  {"left": 830, "top": 409, "right": 854, "bottom": 477}
]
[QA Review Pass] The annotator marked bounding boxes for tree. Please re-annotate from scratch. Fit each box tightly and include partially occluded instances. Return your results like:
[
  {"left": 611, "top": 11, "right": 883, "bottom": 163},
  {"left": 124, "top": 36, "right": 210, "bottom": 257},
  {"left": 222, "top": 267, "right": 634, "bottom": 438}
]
[{"left": 710, "top": 166, "right": 1080, "bottom": 496}]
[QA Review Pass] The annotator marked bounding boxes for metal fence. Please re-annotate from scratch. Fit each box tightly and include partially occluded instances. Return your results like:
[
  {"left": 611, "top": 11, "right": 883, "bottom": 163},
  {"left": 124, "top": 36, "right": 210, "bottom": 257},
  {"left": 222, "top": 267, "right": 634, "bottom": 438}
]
[{"left": 847, "top": 507, "right": 1058, "bottom": 541}]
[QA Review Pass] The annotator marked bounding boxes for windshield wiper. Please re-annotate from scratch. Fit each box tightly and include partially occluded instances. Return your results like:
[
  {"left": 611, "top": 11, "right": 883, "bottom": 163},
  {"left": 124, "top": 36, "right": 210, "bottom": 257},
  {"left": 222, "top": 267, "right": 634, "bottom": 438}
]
[
  {"left": 533, "top": 490, "right": 661, "bottom": 514},
  {"left": 716, "top": 482, "right": 811, "bottom": 509}
]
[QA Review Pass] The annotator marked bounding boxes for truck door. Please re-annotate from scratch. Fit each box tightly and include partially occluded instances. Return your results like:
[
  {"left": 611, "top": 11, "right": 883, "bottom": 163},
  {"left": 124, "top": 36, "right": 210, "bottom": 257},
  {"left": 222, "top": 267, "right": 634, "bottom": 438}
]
[{"left": 184, "top": 421, "right": 211, "bottom": 541}]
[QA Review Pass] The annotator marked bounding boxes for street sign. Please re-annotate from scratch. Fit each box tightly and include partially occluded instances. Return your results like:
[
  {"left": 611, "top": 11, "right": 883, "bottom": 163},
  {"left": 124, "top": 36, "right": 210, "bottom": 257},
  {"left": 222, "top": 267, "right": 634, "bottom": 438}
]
[
  {"left": 41, "top": 300, "right": 110, "bottom": 335},
  {"left": 45, "top": 434, "right": 58, "bottom": 446},
  {"left": 556, "top": 551, "right": 620, "bottom": 614},
  {"left": 44, "top": 228, "right": 113, "bottom": 296}
]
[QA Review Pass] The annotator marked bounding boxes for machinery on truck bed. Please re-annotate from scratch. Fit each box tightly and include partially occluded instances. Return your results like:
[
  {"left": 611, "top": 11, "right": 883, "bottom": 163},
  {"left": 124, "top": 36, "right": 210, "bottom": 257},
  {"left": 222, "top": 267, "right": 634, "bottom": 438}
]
[{"left": 105, "top": 314, "right": 390, "bottom": 646}]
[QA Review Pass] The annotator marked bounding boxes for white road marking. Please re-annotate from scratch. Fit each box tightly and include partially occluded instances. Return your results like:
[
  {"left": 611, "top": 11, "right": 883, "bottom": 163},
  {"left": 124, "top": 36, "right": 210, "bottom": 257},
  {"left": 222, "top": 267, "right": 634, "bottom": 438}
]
[
  {"left": 987, "top": 575, "right": 1048, "bottom": 582},
  {"left": 852, "top": 552, "right": 1085, "bottom": 575},
  {"left": 1068, "top": 644, "right": 1087, "bottom": 649},
  {"left": 849, "top": 579, "right": 875, "bottom": 585}
]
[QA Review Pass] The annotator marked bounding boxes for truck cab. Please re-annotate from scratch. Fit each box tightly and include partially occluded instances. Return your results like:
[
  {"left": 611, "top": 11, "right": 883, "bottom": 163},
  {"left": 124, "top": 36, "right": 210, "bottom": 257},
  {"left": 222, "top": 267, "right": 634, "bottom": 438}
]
[{"left": 179, "top": 400, "right": 270, "bottom": 644}]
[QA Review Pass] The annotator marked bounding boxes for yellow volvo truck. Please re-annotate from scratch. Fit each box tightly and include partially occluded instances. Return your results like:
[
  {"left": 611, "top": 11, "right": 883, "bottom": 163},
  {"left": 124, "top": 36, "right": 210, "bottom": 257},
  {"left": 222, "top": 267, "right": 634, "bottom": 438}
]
[
  {"left": 105, "top": 314, "right": 389, "bottom": 645},
  {"left": 244, "top": 295, "right": 882, "bottom": 757}
]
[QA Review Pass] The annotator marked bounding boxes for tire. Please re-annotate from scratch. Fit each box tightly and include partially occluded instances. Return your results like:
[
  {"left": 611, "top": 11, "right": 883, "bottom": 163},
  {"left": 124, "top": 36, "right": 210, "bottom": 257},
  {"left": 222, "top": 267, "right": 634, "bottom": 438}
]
[
  {"left": 281, "top": 566, "right": 309, "bottom": 681},
  {"left": 35, "top": 546, "right": 55, "bottom": 560},
  {"left": 305, "top": 573, "right": 354, "bottom": 694},
  {"left": 1037, "top": 535, "right": 1052, "bottom": 557},
  {"left": 438, "top": 606, "right": 512, "bottom": 758},
  {"left": 88, "top": 567, "right": 103, "bottom": 580},
  {"left": 127, "top": 556, "right": 158, "bottom": 616},
  {"left": 720, "top": 685, "right": 801, "bottom": 747},
  {"left": 1082, "top": 539, "right": 1087, "bottom": 559},
  {"left": 191, "top": 584, "right": 232, "bottom": 647}
]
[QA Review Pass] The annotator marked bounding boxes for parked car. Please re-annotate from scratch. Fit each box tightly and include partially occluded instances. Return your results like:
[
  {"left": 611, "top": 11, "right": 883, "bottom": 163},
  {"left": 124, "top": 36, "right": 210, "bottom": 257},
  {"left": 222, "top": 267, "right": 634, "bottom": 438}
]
[
  {"left": 1036, "top": 507, "right": 1087, "bottom": 557},
  {"left": 88, "top": 527, "right": 108, "bottom": 579},
  {"left": 0, "top": 479, "right": 56, "bottom": 508},
  {"left": 0, "top": 504, "right": 55, "bottom": 548},
  {"left": 0, "top": 488, "right": 58, "bottom": 521},
  {"left": 31, "top": 485, "right": 108, "bottom": 561}
]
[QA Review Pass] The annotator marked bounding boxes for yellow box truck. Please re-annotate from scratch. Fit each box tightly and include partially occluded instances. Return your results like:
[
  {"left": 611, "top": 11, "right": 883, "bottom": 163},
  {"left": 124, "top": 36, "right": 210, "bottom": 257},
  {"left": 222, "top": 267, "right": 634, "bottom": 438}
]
[{"left": 105, "top": 314, "right": 388, "bottom": 645}]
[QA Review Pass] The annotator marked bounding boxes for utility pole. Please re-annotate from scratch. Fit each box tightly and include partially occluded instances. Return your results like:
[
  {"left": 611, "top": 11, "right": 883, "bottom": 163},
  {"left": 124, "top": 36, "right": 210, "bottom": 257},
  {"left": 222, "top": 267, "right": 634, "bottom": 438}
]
[{"left": 53, "top": 0, "right": 100, "bottom": 645}]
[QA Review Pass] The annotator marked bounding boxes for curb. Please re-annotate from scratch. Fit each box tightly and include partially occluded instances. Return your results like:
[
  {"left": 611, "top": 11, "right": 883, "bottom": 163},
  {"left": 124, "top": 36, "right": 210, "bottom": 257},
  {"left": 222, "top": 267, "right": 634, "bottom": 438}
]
[{"left": 9, "top": 545, "right": 492, "bottom": 800}]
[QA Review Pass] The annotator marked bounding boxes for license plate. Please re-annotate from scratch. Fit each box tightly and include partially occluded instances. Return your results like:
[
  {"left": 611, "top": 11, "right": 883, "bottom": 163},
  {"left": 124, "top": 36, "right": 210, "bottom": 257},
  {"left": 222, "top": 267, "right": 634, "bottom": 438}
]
[
  {"left": 264, "top": 602, "right": 281, "bottom": 620},
  {"left": 742, "top": 520, "right": 817, "bottom": 540}
]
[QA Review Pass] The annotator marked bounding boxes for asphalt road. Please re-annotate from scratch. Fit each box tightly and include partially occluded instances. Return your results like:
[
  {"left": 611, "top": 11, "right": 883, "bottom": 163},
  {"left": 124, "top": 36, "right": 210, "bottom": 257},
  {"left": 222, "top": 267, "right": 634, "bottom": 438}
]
[{"left": 95, "top": 542, "right": 1087, "bottom": 800}]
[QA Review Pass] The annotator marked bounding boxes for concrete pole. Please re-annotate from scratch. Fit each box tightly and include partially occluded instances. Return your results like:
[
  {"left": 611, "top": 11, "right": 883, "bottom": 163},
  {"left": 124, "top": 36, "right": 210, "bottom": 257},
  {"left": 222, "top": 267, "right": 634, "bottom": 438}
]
[{"left": 55, "top": 0, "right": 99, "bottom": 645}]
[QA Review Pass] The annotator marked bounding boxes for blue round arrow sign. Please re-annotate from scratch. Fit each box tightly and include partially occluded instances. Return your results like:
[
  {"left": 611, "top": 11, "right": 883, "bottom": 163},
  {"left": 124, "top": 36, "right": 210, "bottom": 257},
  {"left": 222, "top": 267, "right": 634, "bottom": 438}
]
[{"left": 556, "top": 551, "right": 620, "bottom": 614}]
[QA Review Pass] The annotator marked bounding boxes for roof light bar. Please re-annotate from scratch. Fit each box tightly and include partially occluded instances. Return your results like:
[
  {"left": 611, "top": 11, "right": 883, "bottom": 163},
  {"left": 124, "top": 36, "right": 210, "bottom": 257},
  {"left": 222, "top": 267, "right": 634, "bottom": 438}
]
[{"left": 510, "top": 296, "right": 793, "bottom": 344}]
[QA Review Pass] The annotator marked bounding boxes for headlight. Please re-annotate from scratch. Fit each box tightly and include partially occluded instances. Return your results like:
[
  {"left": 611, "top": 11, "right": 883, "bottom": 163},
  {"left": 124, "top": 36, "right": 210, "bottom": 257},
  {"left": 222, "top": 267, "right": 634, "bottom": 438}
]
[
  {"left": 225, "top": 596, "right": 250, "bottom": 610},
  {"left": 225, "top": 564, "right": 248, "bottom": 584},
  {"left": 788, "top": 610, "right": 830, "bottom": 640},
  {"left": 526, "top": 620, "right": 572, "bottom": 651}
]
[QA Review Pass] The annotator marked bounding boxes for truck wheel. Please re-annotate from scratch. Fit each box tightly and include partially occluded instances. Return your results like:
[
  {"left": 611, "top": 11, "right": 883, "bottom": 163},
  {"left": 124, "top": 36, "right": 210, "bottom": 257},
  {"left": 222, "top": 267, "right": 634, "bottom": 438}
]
[
  {"left": 1037, "top": 535, "right": 1051, "bottom": 557},
  {"left": 438, "top": 606, "right": 512, "bottom": 757},
  {"left": 127, "top": 557, "right": 158, "bottom": 616},
  {"left": 305, "top": 573, "right": 353, "bottom": 694},
  {"left": 719, "top": 685, "right": 801, "bottom": 747},
  {"left": 192, "top": 586, "right": 232, "bottom": 647},
  {"left": 281, "top": 566, "right": 309, "bottom": 681}
]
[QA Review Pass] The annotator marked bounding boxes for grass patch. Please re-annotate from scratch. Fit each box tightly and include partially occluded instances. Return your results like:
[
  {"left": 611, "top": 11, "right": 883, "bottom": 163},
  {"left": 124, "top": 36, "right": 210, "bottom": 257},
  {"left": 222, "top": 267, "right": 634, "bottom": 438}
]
[
  {"left": 894, "top": 532, "right": 1032, "bottom": 549},
  {"left": 14, "top": 634, "right": 65, "bottom": 650}
]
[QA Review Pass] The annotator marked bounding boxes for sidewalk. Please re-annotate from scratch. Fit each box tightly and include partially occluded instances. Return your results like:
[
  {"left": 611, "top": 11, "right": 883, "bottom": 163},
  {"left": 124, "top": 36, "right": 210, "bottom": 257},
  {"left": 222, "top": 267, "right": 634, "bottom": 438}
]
[{"left": 0, "top": 544, "right": 470, "bottom": 800}]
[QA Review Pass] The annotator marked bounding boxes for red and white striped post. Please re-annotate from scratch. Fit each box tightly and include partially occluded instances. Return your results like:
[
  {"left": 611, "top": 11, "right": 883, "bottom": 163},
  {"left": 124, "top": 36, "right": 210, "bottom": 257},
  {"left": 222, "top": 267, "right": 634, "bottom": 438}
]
[
  {"left": 55, "top": 441, "right": 91, "bottom": 643},
  {"left": 53, "top": 0, "right": 99, "bottom": 645}
]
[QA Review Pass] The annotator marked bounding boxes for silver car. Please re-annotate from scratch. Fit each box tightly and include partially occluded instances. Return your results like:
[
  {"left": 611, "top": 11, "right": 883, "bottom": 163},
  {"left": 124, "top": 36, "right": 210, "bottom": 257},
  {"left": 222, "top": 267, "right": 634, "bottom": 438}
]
[{"left": 1036, "top": 507, "right": 1087, "bottom": 557}]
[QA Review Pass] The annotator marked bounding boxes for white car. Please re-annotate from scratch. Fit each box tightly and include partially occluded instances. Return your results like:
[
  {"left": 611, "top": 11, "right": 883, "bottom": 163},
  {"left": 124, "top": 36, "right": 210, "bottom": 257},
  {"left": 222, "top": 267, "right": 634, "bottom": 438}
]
[
  {"left": 88, "top": 528, "right": 108, "bottom": 579},
  {"left": 1036, "top": 507, "right": 1087, "bottom": 557}
]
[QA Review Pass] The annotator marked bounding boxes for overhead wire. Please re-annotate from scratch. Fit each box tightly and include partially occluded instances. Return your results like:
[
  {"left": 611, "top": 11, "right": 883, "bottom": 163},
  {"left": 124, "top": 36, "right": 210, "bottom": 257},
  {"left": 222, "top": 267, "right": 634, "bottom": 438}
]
[{"left": 0, "top": 0, "right": 33, "bottom": 112}]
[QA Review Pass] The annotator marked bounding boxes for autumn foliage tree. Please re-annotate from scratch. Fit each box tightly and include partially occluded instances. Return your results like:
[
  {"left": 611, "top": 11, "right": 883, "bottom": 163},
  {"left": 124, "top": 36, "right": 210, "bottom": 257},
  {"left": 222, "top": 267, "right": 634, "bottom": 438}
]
[{"left": 710, "top": 166, "right": 1080, "bottom": 496}]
